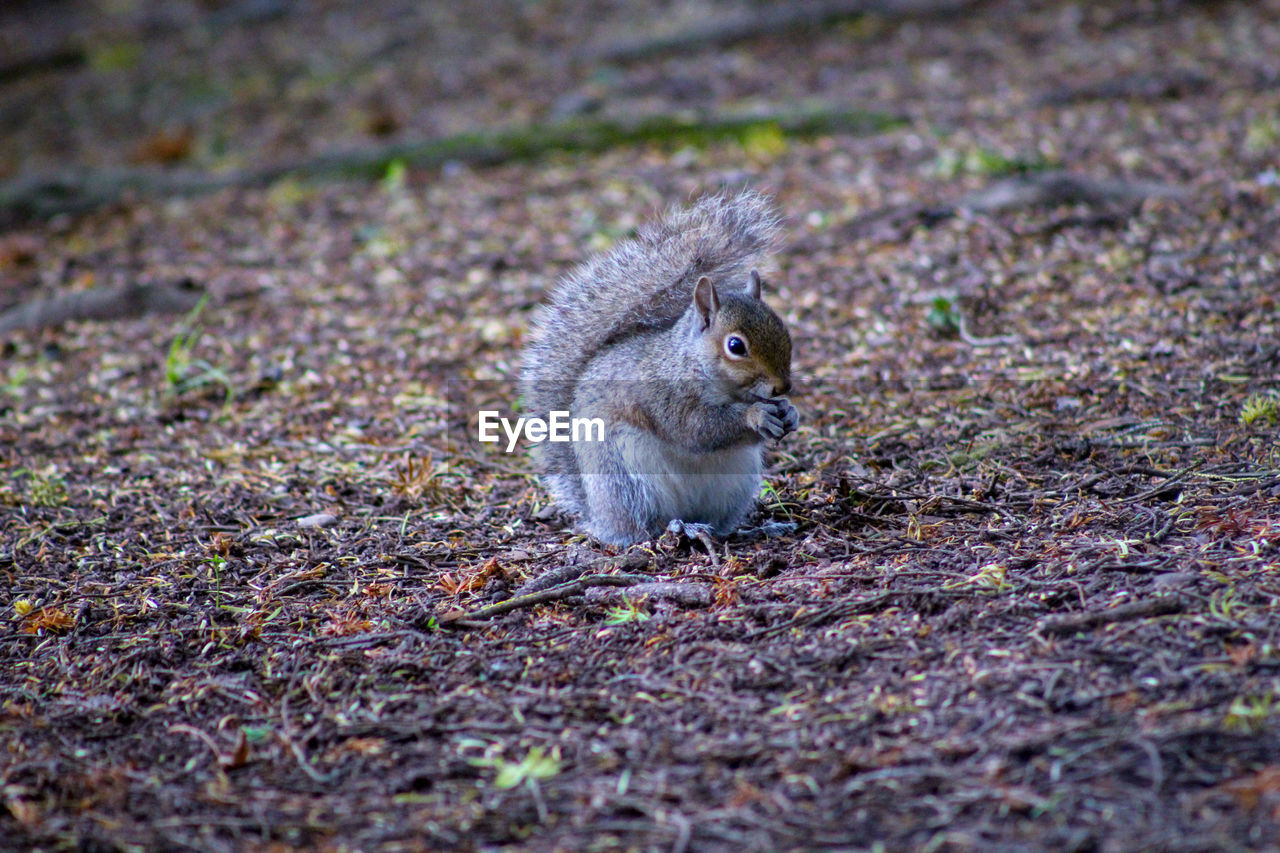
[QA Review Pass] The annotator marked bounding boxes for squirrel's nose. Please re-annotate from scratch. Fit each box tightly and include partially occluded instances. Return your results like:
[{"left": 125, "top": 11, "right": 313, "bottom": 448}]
[{"left": 774, "top": 377, "right": 791, "bottom": 397}]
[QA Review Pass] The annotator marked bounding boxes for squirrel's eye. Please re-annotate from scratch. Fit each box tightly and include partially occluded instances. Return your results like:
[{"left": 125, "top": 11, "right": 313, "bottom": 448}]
[{"left": 724, "top": 335, "right": 749, "bottom": 358}]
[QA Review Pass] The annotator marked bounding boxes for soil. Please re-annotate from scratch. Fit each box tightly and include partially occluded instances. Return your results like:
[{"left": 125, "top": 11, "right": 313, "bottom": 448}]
[{"left": 3, "top": 1, "right": 1280, "bottom": 851}]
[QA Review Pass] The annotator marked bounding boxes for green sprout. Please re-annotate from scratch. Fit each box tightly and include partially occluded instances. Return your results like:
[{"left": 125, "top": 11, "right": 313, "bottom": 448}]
[
  {"left": 1224, "top": 693, "right": 1274, "bottom": 734},
  {"left": 464, "top": 742, "right": 562, "bottom": 823},
  {"left": 164, "top": 295, "right": 234, "bottom": 405},
  {"left": 489, "top": 746, "right": 561, "bottom": 790},
  {"left": 381, "top": 158, "right": 408, "bottom": 193},
  {"left": 926, "top": 296, "right": 962, "bottom": 338},
  {"left": 934, "top": 146, "right": 1053, "bottom": 179},
  {"left": 603, "top": 599, "right": 650, "bottom": 625},
  {"left": 1240, "top": 392, "right": 1279, "bottom": 427},
  {"left": 5, "top": 468, "right": 69, "bottom": 508}
]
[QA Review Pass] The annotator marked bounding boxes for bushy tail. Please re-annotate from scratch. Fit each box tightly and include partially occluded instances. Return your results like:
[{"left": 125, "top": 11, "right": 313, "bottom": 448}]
[{"left": 520, "top": 190, "right": 781, "bottom": 509}]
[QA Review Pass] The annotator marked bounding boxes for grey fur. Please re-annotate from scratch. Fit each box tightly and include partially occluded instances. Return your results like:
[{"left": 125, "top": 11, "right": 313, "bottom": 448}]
[{"left": 520, "top": 191, "right": 793, "bottom": 545}]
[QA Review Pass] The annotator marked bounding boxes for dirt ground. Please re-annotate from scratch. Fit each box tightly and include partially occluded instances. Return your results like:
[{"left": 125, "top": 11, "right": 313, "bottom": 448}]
[{"left": 3, "top": 0, "right": 1280, "bottom": 850}]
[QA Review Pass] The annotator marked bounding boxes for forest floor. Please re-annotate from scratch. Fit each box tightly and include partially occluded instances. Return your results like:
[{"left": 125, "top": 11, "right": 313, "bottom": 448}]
[{"left": 3, "top": 0, "right": 1280, "bottom": 850}]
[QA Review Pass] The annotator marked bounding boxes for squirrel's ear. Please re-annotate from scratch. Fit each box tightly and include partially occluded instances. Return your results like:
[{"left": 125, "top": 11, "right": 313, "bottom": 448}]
[
  {"left": 747, "top": 269, "right": 762, "bottom": 300},
  {"left": 692, "top": 276, "right": 719, "bottom": 330}
]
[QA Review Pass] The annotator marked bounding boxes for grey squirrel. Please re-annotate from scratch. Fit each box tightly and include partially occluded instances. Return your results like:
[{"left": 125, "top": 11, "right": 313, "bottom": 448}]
[{"left": 520, "top": 191, "right": 798, "bottom": 546}]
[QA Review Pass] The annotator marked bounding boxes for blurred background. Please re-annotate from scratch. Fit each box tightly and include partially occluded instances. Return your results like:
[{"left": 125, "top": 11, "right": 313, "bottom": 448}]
[{"left": 5, "top": 0, "right": 1270, "bottom": 181}]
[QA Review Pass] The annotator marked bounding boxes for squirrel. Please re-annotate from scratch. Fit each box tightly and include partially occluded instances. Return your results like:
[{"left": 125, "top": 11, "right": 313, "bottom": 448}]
[{"left": 520, "top": 191, "right": 799, "bottom": 546}]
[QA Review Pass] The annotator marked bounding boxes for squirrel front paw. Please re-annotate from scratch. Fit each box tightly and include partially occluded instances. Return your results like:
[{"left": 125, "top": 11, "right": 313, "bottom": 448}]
[
  {"left": 775, "top": 397, "right": 799, "bottom": 436},
  {"left": 746, "top": 397, "right": 799, "bottom": 441}
]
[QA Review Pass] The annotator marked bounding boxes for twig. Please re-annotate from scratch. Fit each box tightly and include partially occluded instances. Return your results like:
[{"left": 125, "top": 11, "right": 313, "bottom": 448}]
[
  {"left": 1036, "top": 69, "right": 1210, "bottom": 107},
  {"left": 0, "top": 279, "right": 205, "bottom": 333},
  {"left": 0, "top": 45, "right": 84, "bottom": 84},
  {"left": 1120, "top": 463, "right": 1200, "bottom": 504},
  {"left": 517, "top": 549, "right": 652, "bottom": 594},
  {"left": 584, "top": 582, "right": 712, "bottom": 607},
  {"left": 744, "top": 591, "right": 895, "bottom": 640},
  {"left": 1037, "top": 595, "right": 1186, "bottom": 637},
  {"left": 169, "top": 724, "right": 226, "bottom": 766},
  {"left": 0, "top": 106, "right": 901, "bottom": 222},
  {"left": 958, "top": 171, "right": 1187, "bottom": 215},
  {"left": 586, "top": 0, "right": 977, "bottom": 63},
  {"left": 957, "top": 313, "right": 1019, "bottom": 348},
  {"left": 826, "top": 171, "right": 1187, "bottom": 247},
  {"left": 439, "top": 572, "right": 651, "bottom": 624},
  {"left": 314, "top": 630, "right": 419, "bottom": 649}
]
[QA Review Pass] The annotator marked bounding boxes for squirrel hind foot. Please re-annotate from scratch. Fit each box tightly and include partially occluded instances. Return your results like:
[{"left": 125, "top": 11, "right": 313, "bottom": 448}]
[
  {"left": 664, "top": 519, "right": 721, "bottom": 565},
  {"left": 665, "top": 518, "right": 716, "bottom": 538}
]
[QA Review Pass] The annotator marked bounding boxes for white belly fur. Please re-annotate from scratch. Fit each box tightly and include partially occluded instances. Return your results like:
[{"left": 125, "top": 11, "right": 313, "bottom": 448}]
[{"left": 618, "top": 430, "right": 762, "bottom": 528}]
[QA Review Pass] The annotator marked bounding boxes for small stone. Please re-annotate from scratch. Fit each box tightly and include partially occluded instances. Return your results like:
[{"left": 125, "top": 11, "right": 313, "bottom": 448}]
[{"left": 296, "top": 513, "right": 338, "bottom": 529}]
